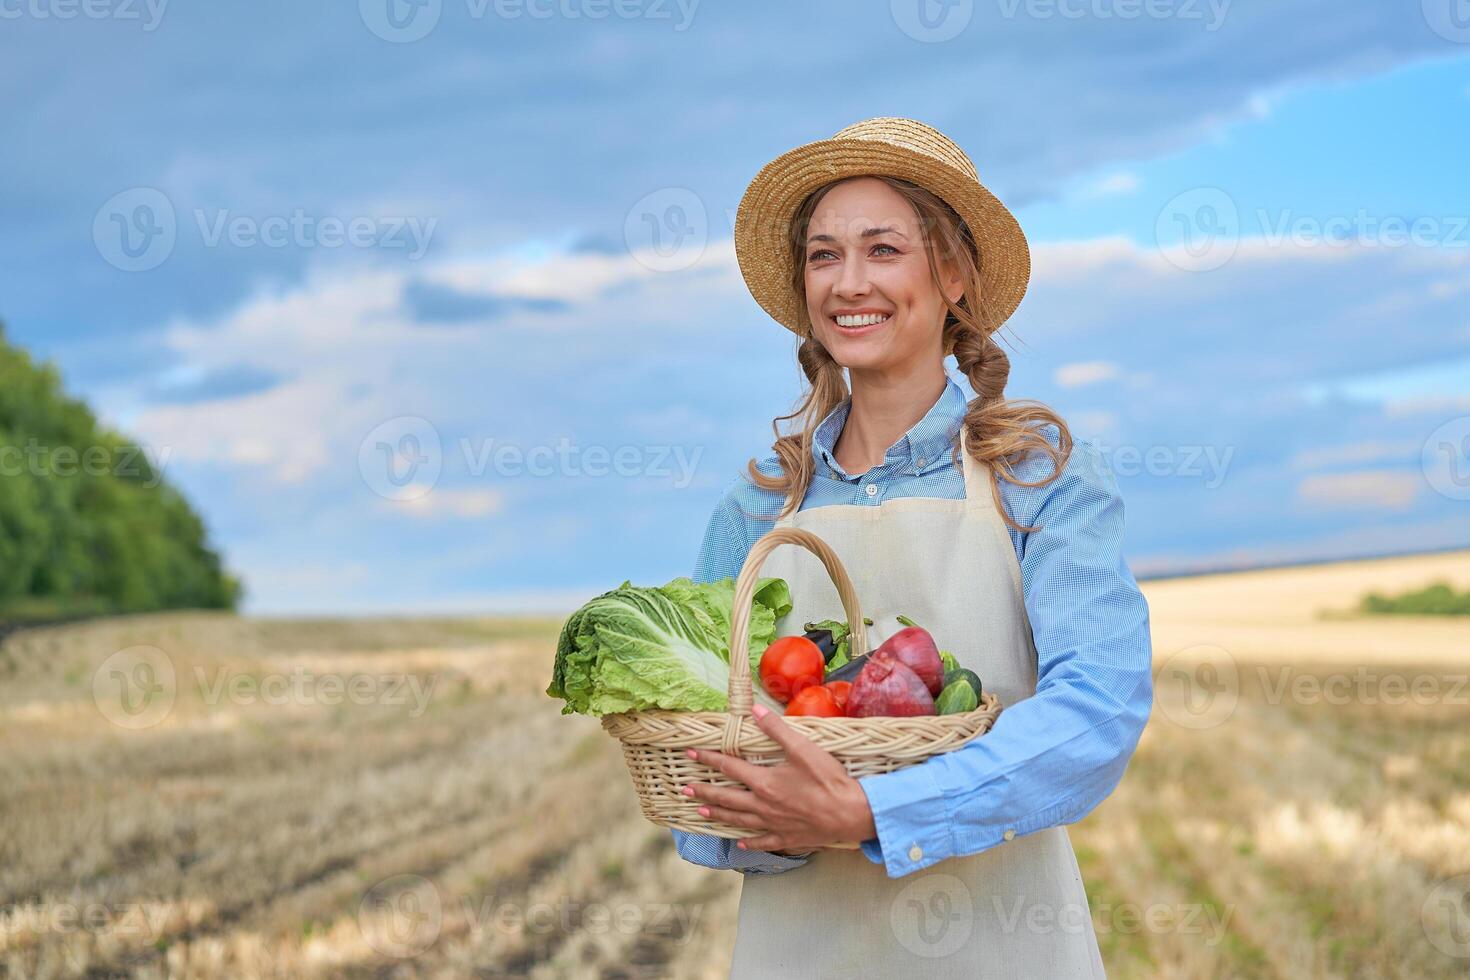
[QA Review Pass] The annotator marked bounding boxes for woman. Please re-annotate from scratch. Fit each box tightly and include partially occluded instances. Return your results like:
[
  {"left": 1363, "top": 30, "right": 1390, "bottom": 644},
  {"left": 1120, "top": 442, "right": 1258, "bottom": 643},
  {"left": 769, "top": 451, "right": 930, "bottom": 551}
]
[{"left": 672, "top": 118, "right": 1153, "bottom": 976}]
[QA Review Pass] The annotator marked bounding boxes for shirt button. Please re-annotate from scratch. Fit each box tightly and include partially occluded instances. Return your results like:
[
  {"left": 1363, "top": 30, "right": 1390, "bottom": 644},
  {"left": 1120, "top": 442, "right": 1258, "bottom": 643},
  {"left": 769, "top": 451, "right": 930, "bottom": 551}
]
[
  {"left": 916, "top": 458, "right": 926, "bottom": 467},
  {"left": 1003, "top": 829, "right": 1016, "bottom": 841},
  {"left": 908, "top": 844, "right": 923, "bottom": 862},
  {"left": 865, "top": 484, "right": 878, "bottom": 497}
]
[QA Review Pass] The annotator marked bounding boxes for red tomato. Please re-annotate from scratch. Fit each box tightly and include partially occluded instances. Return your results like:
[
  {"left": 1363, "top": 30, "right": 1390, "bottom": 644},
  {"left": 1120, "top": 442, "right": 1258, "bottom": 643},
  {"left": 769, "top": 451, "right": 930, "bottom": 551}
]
[
  {"left": 759, "top": 636, "right": 825, "bottom": 703},
  {"left": 823, "top": 680, "right": 852, "bottom": 714},
  {"left": 785, "top": 685, "right": 842, "bottom": 717}
]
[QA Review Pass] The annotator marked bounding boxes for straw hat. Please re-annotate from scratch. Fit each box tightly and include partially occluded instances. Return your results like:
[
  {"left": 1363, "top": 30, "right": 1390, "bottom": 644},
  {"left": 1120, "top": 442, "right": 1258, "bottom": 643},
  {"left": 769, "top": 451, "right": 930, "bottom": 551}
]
[{"left": 733, "top": 116, "right": 1030, "bottom": 340}]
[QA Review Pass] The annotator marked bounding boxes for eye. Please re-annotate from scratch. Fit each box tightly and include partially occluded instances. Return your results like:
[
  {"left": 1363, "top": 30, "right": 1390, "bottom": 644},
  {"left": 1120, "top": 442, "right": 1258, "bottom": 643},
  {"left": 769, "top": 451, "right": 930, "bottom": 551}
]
[
  {"left": 872, "top": 243, "right": 899, "bottom": 256},
  {"left": 807, "top": 248, "right": 836, "bottom": 263}
]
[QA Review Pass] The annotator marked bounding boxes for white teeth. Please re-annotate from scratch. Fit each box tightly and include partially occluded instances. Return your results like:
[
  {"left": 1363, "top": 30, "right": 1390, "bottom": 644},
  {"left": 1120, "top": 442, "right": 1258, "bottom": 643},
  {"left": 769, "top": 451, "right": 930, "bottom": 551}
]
[{"left": 834, "top": 313, "right": 890, "bottom": 327}]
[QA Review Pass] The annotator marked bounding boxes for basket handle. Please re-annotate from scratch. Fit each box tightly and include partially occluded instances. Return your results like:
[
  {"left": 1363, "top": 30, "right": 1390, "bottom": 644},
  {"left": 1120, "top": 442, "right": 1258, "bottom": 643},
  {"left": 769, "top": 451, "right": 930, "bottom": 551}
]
[{"left": 726, "top": 527, "right": 867, "bottom": 718}]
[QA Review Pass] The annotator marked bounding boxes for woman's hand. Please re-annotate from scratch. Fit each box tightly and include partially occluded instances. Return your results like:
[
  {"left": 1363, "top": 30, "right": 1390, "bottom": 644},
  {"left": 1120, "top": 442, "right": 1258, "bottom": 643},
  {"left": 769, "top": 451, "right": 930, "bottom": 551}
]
[{"left": 681, "top": 703, "right": 878, "bottom": 853}]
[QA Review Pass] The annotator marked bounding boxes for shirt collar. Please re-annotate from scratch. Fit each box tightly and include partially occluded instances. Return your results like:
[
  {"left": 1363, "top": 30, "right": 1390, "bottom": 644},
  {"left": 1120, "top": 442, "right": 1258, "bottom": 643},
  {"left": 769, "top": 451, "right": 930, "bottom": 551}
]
[{"left": 812, "top": 376, "right": 968, "bottom": 480}]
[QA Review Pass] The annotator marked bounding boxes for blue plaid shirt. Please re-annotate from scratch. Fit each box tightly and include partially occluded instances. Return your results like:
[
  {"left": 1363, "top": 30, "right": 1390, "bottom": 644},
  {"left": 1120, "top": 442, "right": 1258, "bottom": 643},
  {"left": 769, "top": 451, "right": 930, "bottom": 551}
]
[{"left": 672, "top": 374, "right": 1153, "bottom": 878}]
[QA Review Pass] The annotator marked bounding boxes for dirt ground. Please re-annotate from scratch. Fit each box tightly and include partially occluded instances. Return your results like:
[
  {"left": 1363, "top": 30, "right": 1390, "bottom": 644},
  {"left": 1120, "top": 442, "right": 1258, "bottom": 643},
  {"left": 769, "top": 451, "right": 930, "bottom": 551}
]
[{"left": 2, "top": 549, "right": 1468, "bottom": 977}]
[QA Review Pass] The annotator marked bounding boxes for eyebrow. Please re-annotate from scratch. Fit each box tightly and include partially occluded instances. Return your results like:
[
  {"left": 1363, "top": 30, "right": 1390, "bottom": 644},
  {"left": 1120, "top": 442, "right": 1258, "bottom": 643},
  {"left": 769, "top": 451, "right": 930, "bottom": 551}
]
[{"left": 806, "top": 226, "right": 908, "bottom": 245}]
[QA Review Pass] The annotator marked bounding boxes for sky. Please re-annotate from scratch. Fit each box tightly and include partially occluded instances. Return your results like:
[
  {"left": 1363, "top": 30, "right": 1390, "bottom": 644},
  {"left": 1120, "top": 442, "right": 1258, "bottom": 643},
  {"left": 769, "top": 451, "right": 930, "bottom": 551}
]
[{"left": 2, "top": 0, "right": 1468, "bottom": 614}]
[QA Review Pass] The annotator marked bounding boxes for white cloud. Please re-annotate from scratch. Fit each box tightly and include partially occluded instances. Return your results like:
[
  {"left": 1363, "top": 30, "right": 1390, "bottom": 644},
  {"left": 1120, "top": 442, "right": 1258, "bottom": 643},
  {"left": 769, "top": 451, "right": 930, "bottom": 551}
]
[
  {"left": 1295, "top": 470, "right": 1421, "bottom": 512},
  {"left": 1077, "top": 172, "right": 1140, "bottom": 199},
  {"left": 1289, "top": 440, "right": 1418, "bottom": 470},
  {"left": 392, "top": 488, "right": 507, "bottom": 520},
  {"left": 1055, "top": 361, "right": 1121, "bottom": 388}
]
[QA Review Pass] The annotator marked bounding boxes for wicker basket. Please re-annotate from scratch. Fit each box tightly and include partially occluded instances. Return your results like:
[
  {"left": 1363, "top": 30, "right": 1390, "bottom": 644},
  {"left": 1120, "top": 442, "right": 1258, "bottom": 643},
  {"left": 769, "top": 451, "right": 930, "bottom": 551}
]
[{"left": 600, "top": 525, "right": 1002, "bottom": 847}]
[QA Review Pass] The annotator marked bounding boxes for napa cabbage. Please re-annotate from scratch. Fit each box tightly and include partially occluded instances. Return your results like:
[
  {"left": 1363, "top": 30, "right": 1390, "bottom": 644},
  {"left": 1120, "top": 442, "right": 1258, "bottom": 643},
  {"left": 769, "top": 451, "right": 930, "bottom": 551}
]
[{"left": 547, "top": 576, "right": 791, "bottom": 716}]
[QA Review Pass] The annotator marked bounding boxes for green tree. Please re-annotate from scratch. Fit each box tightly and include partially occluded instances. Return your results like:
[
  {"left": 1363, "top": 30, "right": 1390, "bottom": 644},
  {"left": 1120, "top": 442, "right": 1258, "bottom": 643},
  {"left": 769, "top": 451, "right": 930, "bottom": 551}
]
[{"left": 0, "top": 323, "right": 241, "bottom": 619}]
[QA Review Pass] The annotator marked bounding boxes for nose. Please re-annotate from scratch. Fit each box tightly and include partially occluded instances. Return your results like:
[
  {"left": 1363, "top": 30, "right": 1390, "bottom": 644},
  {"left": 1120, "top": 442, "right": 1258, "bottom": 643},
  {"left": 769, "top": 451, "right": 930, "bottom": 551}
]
[{"left": 834, "top": 251, "right": 871, "bottom": 299}]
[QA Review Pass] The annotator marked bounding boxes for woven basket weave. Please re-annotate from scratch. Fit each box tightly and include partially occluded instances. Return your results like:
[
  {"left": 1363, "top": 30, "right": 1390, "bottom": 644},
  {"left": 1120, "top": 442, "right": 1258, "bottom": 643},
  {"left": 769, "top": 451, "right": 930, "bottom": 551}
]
[{"left": 600, "top": 525, "right": 1002, "bottom": 847}]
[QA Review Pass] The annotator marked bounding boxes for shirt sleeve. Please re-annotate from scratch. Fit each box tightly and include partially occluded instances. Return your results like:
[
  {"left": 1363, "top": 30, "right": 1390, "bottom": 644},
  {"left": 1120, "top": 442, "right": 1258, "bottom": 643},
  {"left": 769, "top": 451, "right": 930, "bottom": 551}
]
[
  {"left": 669, "top": 482, "right": 814, "bottom": 876},
  {"left": 854, "top": 436, "right": 1154, "bottom": 878}
]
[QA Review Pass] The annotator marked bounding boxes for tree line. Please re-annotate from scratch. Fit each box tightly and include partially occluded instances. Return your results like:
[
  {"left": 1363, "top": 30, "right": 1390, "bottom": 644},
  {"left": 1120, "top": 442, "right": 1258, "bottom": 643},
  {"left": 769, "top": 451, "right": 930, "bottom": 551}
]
[{"left": 0, "top": 324, "right": 240, "bottom": 619}]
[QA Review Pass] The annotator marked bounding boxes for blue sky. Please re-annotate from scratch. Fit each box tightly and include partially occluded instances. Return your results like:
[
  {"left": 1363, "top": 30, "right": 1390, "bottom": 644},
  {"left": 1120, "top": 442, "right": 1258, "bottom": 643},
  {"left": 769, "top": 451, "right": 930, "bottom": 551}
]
[{"left": 2, "top": 1, "right": 1468, "bottom": 613}]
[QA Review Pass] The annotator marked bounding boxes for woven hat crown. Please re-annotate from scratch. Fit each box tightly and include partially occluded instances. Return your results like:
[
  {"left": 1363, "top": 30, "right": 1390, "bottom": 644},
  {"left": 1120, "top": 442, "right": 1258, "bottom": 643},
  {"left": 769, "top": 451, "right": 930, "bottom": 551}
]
[{"left": 831, "top": 117, "right": 981, "bottom": 183}]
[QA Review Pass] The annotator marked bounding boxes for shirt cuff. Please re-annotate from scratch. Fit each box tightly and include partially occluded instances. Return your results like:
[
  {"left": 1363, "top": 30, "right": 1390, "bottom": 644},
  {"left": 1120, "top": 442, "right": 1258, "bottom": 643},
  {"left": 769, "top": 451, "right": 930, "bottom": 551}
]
[
  {"left": 732, "top": 846, "right": 811, "bottom": 874},
  {"left": 857, "top": 762, "right": 954, "bottom": 877}
]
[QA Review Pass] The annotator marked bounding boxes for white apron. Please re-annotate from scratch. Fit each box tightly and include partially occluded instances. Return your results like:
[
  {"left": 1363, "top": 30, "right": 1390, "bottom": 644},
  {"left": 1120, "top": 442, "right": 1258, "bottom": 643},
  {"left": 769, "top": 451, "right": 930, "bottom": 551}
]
[{"left": 727, "top": 431, "right": 1106, "bottom": 979}]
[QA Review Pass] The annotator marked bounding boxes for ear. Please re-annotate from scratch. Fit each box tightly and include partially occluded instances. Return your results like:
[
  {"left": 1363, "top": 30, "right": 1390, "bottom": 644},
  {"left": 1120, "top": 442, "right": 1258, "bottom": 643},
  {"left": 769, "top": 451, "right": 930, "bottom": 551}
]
[{"left": 939, "top": 256, "right": 965, "bottom": 306}]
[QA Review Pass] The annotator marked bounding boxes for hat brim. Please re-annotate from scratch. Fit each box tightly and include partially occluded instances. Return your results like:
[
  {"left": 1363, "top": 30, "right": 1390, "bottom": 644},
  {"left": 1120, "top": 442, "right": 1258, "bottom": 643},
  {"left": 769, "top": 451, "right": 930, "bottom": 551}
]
[{"left": 734, "top": 137, "right": 1030, "bottom": 339}]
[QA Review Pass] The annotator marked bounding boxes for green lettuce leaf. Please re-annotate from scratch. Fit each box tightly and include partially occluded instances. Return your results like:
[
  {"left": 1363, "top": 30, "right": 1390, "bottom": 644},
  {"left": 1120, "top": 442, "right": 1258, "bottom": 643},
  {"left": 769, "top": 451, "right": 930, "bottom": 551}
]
[{"left": 547, "top": 575, "right": 790, "bottom": 716}]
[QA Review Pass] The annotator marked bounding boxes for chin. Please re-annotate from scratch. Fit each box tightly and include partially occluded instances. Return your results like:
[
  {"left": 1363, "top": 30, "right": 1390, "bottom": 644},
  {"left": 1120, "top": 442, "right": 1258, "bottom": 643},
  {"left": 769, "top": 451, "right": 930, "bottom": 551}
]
[{"left": 815, "top": 331, "right": 886, "bottom": 369}]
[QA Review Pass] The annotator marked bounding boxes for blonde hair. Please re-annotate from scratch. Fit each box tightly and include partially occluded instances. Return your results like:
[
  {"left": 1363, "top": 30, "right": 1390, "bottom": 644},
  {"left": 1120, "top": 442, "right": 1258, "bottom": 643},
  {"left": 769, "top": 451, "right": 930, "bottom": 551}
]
[{"left": 744, "top": 175, "right": 1073, "bottom": 533}]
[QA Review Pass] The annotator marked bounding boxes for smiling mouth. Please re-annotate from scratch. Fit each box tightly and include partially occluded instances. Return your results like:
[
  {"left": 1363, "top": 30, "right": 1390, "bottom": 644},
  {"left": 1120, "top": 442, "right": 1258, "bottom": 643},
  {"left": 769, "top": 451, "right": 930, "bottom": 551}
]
[{"left": 831, "top": 312, "right": 892, "bottom": 332}]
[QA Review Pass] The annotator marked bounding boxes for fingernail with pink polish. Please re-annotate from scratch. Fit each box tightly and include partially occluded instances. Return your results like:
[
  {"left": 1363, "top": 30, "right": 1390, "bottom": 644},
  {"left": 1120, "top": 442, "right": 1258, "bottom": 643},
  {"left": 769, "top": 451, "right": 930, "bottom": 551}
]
[{"left": 752, "top": 704, "right": 769, "bottom": 719}]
